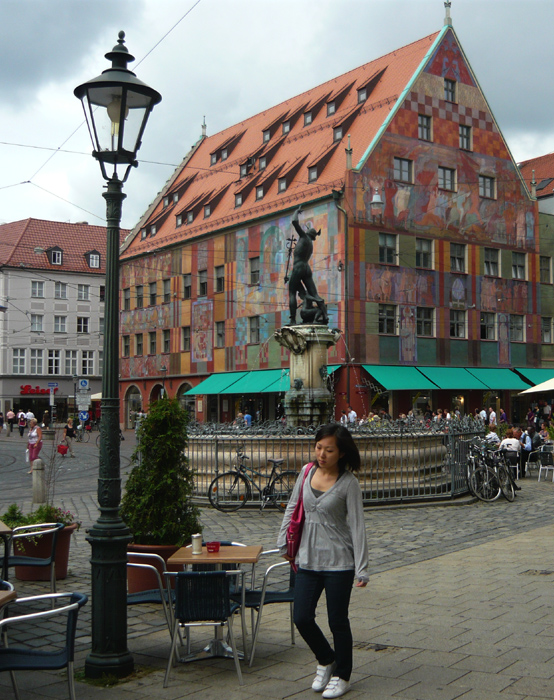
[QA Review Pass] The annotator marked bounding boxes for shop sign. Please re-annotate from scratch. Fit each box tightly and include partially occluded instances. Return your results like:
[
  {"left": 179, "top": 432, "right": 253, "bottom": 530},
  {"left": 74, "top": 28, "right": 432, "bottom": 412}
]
[{"left": 20, "top": 384, "right": 60, "bottom": 395}]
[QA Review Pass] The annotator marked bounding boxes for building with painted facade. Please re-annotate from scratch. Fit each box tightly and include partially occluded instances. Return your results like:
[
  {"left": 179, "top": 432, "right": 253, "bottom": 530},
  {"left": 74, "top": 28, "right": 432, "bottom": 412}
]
[
  {"left": 0, "top": 219, "right": 114, "bottom": 421},
  {"left": 119, "top": 14, "right": 552, "bottom": 426}
]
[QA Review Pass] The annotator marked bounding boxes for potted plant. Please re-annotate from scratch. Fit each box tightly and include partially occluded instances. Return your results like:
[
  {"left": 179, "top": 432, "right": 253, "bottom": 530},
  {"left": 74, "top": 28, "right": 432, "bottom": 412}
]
[
  {"left": 120, "top": 397, "right": 201, "bottom": 591},
  {"left": 1, "top": 503, "right": 81, "bottom": 580}
]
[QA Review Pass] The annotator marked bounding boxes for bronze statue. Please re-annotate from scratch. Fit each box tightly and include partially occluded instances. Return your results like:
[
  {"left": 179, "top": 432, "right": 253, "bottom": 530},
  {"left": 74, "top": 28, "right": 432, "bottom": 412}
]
[{"left": 285, "top": 207, "right": 328, "bottom": 325}]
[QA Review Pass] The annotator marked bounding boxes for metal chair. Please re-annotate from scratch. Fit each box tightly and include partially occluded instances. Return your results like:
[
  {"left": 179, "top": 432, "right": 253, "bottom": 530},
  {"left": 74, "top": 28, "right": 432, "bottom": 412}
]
[
  {"left": 233, "top": 549, "right": 296, "bottom": 666},
  {"left": 538, "top": 445, "right": 554, "bottom": 482},
  {"left": 501, "top": 450, "right": 520, "bottom": 480},
  {"left": 0, "top": 592, "right": 88, "bottom": 700},
  {"left": 127, "top": 552, "right": 173, "bottom": 631},
  {"left": 4, "top": 524, "right": 64, "bottom": 603},
  {"left": 164, "top": 571, "right": 243, "bottom": 687}
]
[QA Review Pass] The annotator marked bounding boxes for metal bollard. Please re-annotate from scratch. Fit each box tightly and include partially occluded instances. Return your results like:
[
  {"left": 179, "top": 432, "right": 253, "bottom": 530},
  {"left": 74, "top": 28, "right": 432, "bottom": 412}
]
[{"left": 32, "top": 458, "right": 46, "bottom": 504}]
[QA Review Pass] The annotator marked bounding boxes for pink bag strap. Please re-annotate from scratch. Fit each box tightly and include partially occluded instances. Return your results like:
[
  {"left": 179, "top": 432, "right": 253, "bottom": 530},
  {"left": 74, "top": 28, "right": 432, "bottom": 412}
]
[{"left": 297, "top": 462, "right": 313, "bottom": 504}]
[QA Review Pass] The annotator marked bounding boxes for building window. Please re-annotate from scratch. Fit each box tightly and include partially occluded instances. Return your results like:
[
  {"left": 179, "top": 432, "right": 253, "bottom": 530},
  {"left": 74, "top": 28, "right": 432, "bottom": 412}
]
[
  {"left": 149, "top": 282, "right": 157, "bottom": 305},
  {"left": 163, "top": 278, "right": 171, "bottom": 303},
  {"left": 221, "top": 148, "right": 228, "bottom": 161},
  {"left": 480, "top": 312, "right": 496, "bottom": 340},
  {"left": 450, "top": 310, "right": 466, "bottom": 339},
  {"left": 51, "top": 250, "right": 62, "bottom": 265},
  {"left": 13, "top": 348, "right": 25, "bottom": 374},
  {"left": 187, "top": 211, "right": 194, "bottom": 224},
  {"left": 215, "top": 266, "right": 225, "bottom": 293},
  {"left": 250, "top": 257, "right": 260, "bottom": 285},
  {"left": 150, "top": 225, "right": 157, "bottom": 237},
  {"left": 282, "top": 120, "right": 291, "bottom": 134},
  {"left": 204, "top": 204, "right": 211, "bottom": 218},
  {"left": 77, "top": 317, "right": 89, "bottom": 334},
  {"left": 182, "top": 326, "right": 191, "bottom": 352},
  {"left": 55, "top": 281, "right": 67, "bottom": 299},
  {"left": 393, "top": 157, "right": 412, "bottom": 183},
  {"left": 418, "top": 114, "right": 432, "bottom": 141},
  {"left": 484, "top": 248, "right": 499, "bottom": 277},
  {"left": 78, "top": 284, "right": 90, "bottom": 301},
  {"left": 173, "top": 193, "right": 179, "bottom": 204},
  {"left": 31, "top": 281, "right": 44, "bottom": 298},
  {"left": 438, "top": 166, "right": 456, "bottom": 191},
  {"left": 540, "top": 256, "right": 552, "bottom": 284},
  {"left": 211, "top": 153, "right": 217, "bottom": 165},
  {"left": 450, "top": 243, "right": 466, "bottom": 273},
  {"left": 198, "top": 269, "right": 208, "bottom": 297},
  {"left": 256, "top": 186, "right": 264, "bottom": 200},
  {"left": 479, "top": 175, "right": 495, "bottom": 199},
  {"left": 135, "top": 333, "right": 143, "bottom": 356},
  {"left": 149, "top": 332, "right": 157, "bottom": 355},
  {"left": 30, "top": 349, "right": 43, "bottom": 375},
  {"left": 99, "top": 317, "right": 104, "bottom": 334},
  {"left": 100, "top": 285, "right": 105, "bottom": 302},
  {"left": 65, "top": 350, "right": 77, "bottom": 376},
  {"left": 183, "top": 274, "right": 192, "bottom": 299},
  {"left": 30, "top": 314, "right": 43, "bottom": 332},
  {"left": 141, "top": 228, "right": 147, "bottom": 239},
  {"left": 249, "top": 316, "right": 260, "bottom": 343},
  {"left": 415, "top": 238, "right": 432, "bottom": 269},
  {"left": 163, "top": 196, "right": 169, "bottom": 208},
  {"left": 509, "top": 314, "right": 524, "bottom": 342},
  {"left": 304, "top": 112, "right": 312, "bottom": 126},
  {"left": 379, "top": 233, "right": 397, "bottom": 265},
  {"left": 123, "top": 336, "right": 130, "bottom": 357},
  {"left": 54, "top": 316, "right": 66, "bottom": 333},
  {"left": 89, "top": 253, "right": 100, "bottom": 268},
  {"left": 378, "top": 304, "right": 396, "bottom": 335},
  {"left": 136, "top": 285, "right": 144, "bottom": 308},
  {"left": 216, "top": 321, "right": 225, "bottom": 348},
  {"left": 333, "top": 126, "right": 343, "bottom": 142},
  {"left": 176, "top": 214, "right": 183, "bottom": 226},
  {"left": 262, "top": 129, "right": 270, "bottom": 143},
  {"left": 259, "top": 156, "right": 267, "bottom": 170},
  {"left": 48, "top": 350, "right": 60, "bottom": 375},
  {"left": 512, "top": 251, "right": 526, "bottom": 280},
  {"left": 308, "top": 166, "right": 318, "bottom": 182},
  {"left": 99, "top": 351, "right": 103, "bottom": 374},
  {"left": 444, "top": 78, "right": 456, "bottom": 102},
  {"left": 163, "top": 329, "right": 171, "bottom": 353},
  {"left": 123, "top": 288, "right": 131, "bottom": 310},
  {"left": 235, "top": 193, "right": 243, "bottom": 207},
  {"left": 416, "top": 307, "right": 434, "bottom": 337},
  {"left": 357, "top": 87, "right": 367, "bottom": 103},
  {"left": 278, "top": 177, "right": 287, "bottom": 192},
  {"left": 327, "top": 101, "right": 336, "bottom": 116},
  {"left": 459, "top": 124, "right": 472, "bottom": 150},
  {"left": 542, "top": 317, "right": 552, "bottom": 344},
  {"left": 240, "top": 163, "right": 248, "bottom": 178},
  {"left": 82, "top": 351, "right": 94, "bottom": 376}
]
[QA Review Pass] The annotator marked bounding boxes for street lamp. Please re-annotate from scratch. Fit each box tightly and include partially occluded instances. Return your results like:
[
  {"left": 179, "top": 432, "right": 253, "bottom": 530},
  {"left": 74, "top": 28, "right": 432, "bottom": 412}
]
[
  {"left": 74, "top": 31, "right": 161, "bottom": 679},
  {"left": 160, "top": 364, "right": 167, "bottom": 398}
]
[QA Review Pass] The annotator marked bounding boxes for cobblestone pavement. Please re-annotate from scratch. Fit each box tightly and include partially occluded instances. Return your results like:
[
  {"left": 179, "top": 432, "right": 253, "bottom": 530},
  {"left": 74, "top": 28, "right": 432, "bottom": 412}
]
[{"left": 2, "top": 429, "right": 554, "bottom": 699}]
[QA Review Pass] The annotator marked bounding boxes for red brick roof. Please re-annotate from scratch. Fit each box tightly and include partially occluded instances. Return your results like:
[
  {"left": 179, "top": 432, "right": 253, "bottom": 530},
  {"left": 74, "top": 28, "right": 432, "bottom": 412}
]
[
  {"left": 519, "top": 153, "right": 554, "bottom": 197},
  {"left": 122, "top": 30, "right": 440, "bottom": 259},
  {"left": 0, "top": 218, "right": 128, "bottom": 274}
]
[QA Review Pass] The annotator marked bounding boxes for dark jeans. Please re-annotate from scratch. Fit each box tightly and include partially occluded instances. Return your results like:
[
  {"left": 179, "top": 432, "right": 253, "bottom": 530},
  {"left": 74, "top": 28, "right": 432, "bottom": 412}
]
[{"left": 294, "top": 568, "right": 355, "bottom": 681}]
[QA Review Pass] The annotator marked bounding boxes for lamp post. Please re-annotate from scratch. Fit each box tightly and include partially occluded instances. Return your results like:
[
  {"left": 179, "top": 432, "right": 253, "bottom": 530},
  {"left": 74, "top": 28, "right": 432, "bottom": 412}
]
[
  {"left": 74, "top": 31, "right": 161, "bottom": 679},
  {"left": 160, "top": 364, "right": 167, "bottom": 398},
  {"left": 73, "top": 374, "right": 78, "bottom": 422}
]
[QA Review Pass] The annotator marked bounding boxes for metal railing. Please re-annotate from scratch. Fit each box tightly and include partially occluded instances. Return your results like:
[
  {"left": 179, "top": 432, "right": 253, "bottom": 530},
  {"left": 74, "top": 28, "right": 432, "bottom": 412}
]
[{"left": 187, "top": 418, "right": 484, "bottom": 506}]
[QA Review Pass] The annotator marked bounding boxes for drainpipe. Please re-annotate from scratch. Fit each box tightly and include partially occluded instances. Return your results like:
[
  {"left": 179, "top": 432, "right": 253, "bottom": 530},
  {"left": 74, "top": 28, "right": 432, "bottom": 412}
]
[{"left": 332, "top": 187, "right": 350, "bottom": 404}]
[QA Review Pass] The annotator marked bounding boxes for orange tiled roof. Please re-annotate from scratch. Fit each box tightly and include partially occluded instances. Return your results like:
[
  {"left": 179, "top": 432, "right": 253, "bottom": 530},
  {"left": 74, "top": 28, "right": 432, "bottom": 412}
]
[
  {"left": 122, "top": 30, "right": 440, "bottom": 259},
  {"left": 519, "top": 153, "right": 554, "bottom": 197},
  {"left": 0, "top": 218, "right": 128, "bottom": 274}
]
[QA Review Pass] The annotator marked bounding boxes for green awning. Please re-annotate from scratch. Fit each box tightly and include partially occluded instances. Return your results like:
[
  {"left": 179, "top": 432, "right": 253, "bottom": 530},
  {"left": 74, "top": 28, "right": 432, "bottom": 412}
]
[
  {"left": 417, "top": 367, "right": 488, "bottom": 390},
  {"left": 327, "top": 365, "right": 341, "bottom": 374},
  {"left": 362, "top": 365, "right": 438, "bottom": 390},
  {"left": 220, "top": 369, "right": 288, "bottom": 394},
  {"left": 465, "top": 368, "right": 530, "bottom": 391},
  {"left": 515, "top": 368, "right": 554, "bottom": 386},
  {"left": 260, "top": 370, "right": 290, "bottom": 393},
  {"left": 185, "top": 372, "right": 247, "bottom": 395}
]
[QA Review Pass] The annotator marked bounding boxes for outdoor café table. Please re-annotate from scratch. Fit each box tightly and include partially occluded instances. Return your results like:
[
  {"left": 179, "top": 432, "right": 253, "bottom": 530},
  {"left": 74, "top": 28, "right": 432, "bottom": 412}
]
[
  {"left": 0, "top": 588, "right": 17, "bottom": 610},
  {"left": 0, "top": 521, "right": 12, "bottom": 580},
  {"left": 167, "top": 544, "right": 263, "bottom": 661}
]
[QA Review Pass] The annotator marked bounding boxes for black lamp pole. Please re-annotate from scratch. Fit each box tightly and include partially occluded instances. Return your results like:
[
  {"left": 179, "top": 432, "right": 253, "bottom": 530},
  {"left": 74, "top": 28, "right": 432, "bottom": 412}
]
[{"left": 74, "top": 31, "right": 161, "bottom": 679}]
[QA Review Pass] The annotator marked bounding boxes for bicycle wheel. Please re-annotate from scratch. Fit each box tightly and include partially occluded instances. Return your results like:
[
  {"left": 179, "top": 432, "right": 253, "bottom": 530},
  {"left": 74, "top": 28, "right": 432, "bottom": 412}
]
[
  {"left": 269, "top": 470, "right": 297, "bottom": 512},
  {"left": 96, "top": 434, "right": 100, "bottom": 448},
  {"left": 497, "top": 465, "right": 515, "bottom": 502},
  {"left": 82, "top": 429, "right": 90, "bottom": 443},
  {"left": 208, "top": 472, "right": 251, "bottom": 512},
  {"left": 469, "top": 467, "right": 501, "bottom": 502}
]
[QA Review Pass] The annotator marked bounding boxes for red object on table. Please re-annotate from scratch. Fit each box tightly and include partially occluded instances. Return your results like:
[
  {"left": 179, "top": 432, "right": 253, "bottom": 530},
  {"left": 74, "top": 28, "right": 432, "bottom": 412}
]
[{"left": 206, "top": 541, "right": 220, "bottom": 553}]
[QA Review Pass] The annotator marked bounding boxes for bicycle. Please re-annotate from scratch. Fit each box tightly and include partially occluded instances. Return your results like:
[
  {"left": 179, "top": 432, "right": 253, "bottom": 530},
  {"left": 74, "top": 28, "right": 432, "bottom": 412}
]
[
  {"left": 466, "top": 438, "right": 517, "bottom": 503},
  {"left": 208, "top": 446, "right": 297, "bottom": 513},
  {"left": 74, "top": 425, "right": 90, "bottom": 443},
  {"left": 96, "top": 430, "right": 125, "bottom": 448}
]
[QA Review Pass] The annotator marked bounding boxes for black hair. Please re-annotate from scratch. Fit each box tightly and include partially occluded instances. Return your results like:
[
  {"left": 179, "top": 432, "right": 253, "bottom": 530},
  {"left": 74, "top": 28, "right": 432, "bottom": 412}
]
[{"left": 314, "top": 423, "right": 361, "bottom": 473}]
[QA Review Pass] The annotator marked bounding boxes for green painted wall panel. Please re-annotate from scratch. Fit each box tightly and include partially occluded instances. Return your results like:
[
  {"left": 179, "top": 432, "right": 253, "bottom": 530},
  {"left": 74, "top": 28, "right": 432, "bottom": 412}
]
[
  {"left": 417, "top": 339, "right": 437, "bottom": 365},
  {"left": 450, "top": 340, "right": 469, "bottom": 365},
  {"left": 510, "top": 343, "right": 527, "bottom": 365},
  {"left": 379, "top": 335, "right": 399, "bottom": 361},
  {"left": 481, "top": 342, "right": 498, "bottom": 366}
]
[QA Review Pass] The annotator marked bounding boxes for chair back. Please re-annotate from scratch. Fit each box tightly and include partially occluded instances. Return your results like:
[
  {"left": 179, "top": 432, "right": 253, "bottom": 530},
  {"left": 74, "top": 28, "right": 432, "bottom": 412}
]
[
  {"left": 503, "top": 450, "right": 519, "bottom": 466},
  {"left": 65, "top": 592, "right": 88, "bottom": 663},
  {"left": 10, "top": 523, "right": 64, "bottom": 563},
  {"left": 541, "top": 446, "right": 554, "bottom": 466},
  {"left": 174, "top": 571, "right": 230, "bottom": 623}
]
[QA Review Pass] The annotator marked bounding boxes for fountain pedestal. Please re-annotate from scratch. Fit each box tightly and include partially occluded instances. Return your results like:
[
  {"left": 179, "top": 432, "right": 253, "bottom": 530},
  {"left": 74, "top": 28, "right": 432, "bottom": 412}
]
[{"left": 275, "top": 325, "right": 341, "bottom": 427}]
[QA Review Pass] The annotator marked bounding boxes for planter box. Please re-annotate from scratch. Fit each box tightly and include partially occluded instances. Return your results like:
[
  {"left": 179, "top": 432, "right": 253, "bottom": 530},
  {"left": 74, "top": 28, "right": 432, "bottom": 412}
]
[
  {"left": 127, "top": 543, "right": 180, "bottom": 593},
  {"left": 14, "top": 522, "right": 79, "bottom": 581}
]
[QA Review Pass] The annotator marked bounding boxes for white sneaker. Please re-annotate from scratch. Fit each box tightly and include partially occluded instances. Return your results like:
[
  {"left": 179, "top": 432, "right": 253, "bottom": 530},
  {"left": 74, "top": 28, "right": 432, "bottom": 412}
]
[
  {"left": 322, "top": 677, "right": 351, "bottom": 699},
  {"left": 312, "top": 663, "right": 336, "bottom": 692}
]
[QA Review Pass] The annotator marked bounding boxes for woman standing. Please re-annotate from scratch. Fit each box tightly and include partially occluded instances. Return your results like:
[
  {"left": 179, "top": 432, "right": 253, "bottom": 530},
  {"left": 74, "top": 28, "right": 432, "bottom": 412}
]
[
  {"left": 62, "top": 418, "right": 76, "bottom": 457},
  {"left": 277, "top": 424, "right": 368, "bottom": 699},
  {"left": 27, "top": 418, "right": 43, "bottom": 473}
]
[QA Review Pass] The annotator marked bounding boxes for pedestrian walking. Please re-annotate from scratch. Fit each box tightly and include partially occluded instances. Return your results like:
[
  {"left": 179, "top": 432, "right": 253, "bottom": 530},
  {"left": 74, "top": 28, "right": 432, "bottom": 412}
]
[
  {"left": 17, "top": 410, "right": 26, "bottom": 437},
  {"left": 347, "top": 406, "right": 357, "bottom": 425},
  {"left": 62, "top": 418, "right": 76, "bottom": 458},
  {"left": 277, "top": 424, "right": 368, "bottom": 698},
  {"left": 6, "top": 408, "right": 15, "bottom": 436},
  {"left": 27, "top": 418, "right": 43, "bottom": 473}
]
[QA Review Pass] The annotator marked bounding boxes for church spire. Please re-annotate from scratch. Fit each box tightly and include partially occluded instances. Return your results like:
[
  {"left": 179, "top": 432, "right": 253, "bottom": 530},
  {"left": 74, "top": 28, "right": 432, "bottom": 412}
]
[{"left": 444, "top": 0, "right": 452, "bottom": 27}]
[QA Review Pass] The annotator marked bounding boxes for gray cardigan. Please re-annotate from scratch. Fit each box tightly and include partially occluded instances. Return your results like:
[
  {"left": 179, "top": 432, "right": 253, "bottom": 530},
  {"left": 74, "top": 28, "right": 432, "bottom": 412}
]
[{"left": 277, "top": 463, "right": 369, "bottom": 582}]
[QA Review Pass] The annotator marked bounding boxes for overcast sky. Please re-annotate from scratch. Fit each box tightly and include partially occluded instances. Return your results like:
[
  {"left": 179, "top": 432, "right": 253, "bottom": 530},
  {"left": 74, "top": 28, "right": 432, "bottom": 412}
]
[{"left": 1, "top": 0, "right": 552, "bottom": 230}]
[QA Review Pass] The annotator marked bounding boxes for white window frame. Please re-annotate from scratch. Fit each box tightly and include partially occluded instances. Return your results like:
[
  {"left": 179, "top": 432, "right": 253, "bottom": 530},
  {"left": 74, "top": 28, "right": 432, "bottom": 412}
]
[
  {"left": 30, "top": 314, "right": 43, "bottom": 332},
  {"left": 379, "top": 233, "right": 397, "bottom": 265},
  {"left": 54, "top": 316, "right": 66, "bottom": 333},
  {"left": 82, "top": 350, "right": 94, "bottom": 376},
  {"left": 51, "top": 250, "right": 62, "bottom": 265},
  {"left": 30, "top": 348, "right": 43, "bottom": 375},
  {"left": 450, "top": 243, "right": 466, "bottom": 273},
  {"left": 48, "top": 349, "right": 60, "bottom": 375},
  {"left": 379, "top": 304, "right": 397, "bottom": 335},
  {"left": 65, "top": 350, "right": 77, "bottom": 376},
  {"left": 77, "top": 284, "right": 90, "bottom": 301},
  {"left": 416, "top": 307, "right": 434, "bottom": 337},
  {"left": 55, "top": 281, "right": 67, "bottom": 299},
  {"left": 450, "top": 309, "right": 466, "bottom": 339},
  {"left": 438, "top": 166, "right": 456, "bottom": 191},
  {"left": 13, "top": 348, "right": 25, "bottom": 374},
  {"left": 480, "top": 312, "right": 496, "bottom": 341},
  {"left": 89, "top": 253, "right": 100, "bottom": 268},
  {"left": 31, "top": 281, "right": 44, "bottom": 298},
  {"left": 509, "top": 314, "right": 525, "bottom": 342},
  {"left": 77, "top": 317, "right": 89, "bottom": 334}
]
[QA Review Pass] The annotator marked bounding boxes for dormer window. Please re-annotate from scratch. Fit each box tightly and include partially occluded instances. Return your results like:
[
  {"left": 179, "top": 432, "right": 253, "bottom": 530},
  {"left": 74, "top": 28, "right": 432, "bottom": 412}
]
[
  {"left": 84, "top": 250, "right": 101, "bottom": 269},
  {"left": 256, "top": 186, "right": 264, "bottom": 200},
  {"left": 204, "top": 204, "right": 211, "bottom": 218},
  {"left": 187, "top": 212, "right": 194, "bottom": 224},
  {"left": 235, "top": 193, "right": 243, "bottom": 207},
  {"left": 150, "top": 225, "right": 157, "bottom": 236},
  {"left": 173, "top": 193, "right": 179, "bottom": 204},
  {"left": 262, "top": 129, "right": 270, "bottom": 143},
  {"left": 304, "top": 112, "right": 312, "bottom": 126},
  {"left": 210, "top": 153, "right": 217, "bottom": 165},
  {"left": 327, "top": 101, "right": 336, "bottom": 116},
  {"left": 333, "top": 126, "right": 343, "bottom": 142},
  {"left": 47, "top": 246, "right": 63, "bottom": 266},
  {"left": 163, "top": 196, "right": 169, "bottom": 208},
  {"left": 221, "top": 148, "right": 228, "bottom": 161},
  {"left": 240, "top": 163, "right": 249, "bottom": 178},
  {"left": 278, "top": 177, "right": 287, "bottom": 193},
  {"left": 282, "top": 121, "right": 291, "bottom": 134},
  {"left": 308, "top": 166, "right": 318, "bottom": 182},
  {"left": 176, "top": 214, "right": 183, "bottom": 226},
  {"left": 141, "top": 228, "right": 147, "bottom": 239},
  {"left": 357, "top": 87, "right": 367, "bottom": 103},
  {"left": 259, "top": 156, "right": 267, "bottom": 171}
]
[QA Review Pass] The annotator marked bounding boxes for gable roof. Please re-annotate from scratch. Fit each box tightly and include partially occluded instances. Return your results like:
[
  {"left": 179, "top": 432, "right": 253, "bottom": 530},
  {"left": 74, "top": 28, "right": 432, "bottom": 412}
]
[
  {"left": 519, "top": 153, "right": 554, "bottom": 197},
  {"left": 0, "top": 218, "right": 127, "bottom": 274},
  {"left": 122, "top": 30, "right": 441, "bottom": 260}
]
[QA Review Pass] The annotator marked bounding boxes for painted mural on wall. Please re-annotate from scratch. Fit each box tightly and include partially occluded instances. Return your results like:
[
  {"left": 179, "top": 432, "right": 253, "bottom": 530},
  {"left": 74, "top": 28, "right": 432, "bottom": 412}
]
[
  {"left": 121, "top": 252, "right": 172, "bottom": 288},
  {"left": 365, "top": 265, "right": 436, "bottom": 306},
  {"left": 120, "top": 303, "right": 173, "bottom": 334},
  {"left": 192, "top": 300, "right": 213, "bottom": 363},
  {"left": 399, "top": 306, "right": 417, "bottom": 363},
  {"left": 425, "top": 29, "right": 476, "bottom": 86}
]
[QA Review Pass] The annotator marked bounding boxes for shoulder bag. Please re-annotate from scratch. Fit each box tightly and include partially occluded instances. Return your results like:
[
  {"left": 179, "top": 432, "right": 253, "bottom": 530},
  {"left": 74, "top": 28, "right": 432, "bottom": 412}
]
[{"left": 286, "top": 462, "right": 313, "bottom": 572}]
